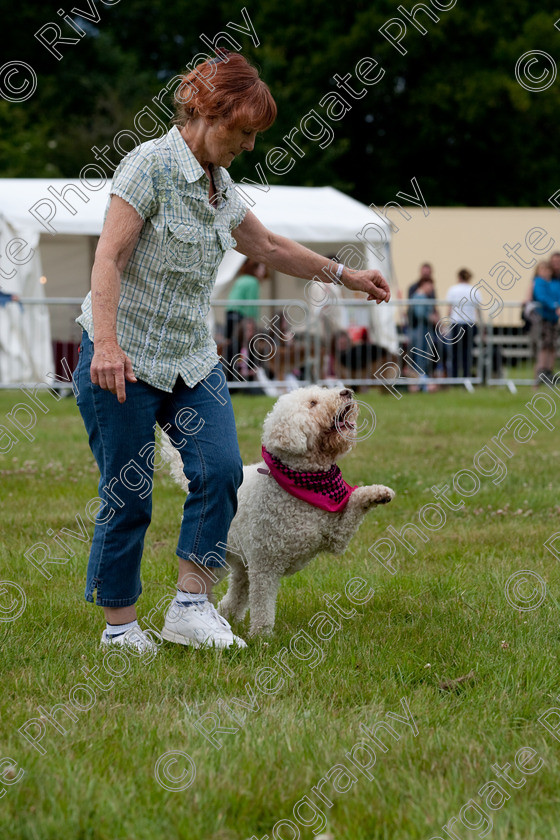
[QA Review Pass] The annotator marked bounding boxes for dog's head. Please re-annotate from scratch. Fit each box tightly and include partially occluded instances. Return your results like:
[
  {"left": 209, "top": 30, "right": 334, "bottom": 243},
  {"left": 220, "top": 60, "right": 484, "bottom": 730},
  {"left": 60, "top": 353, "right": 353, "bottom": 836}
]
[{"left": 262, "top": 385, "right": 359, "bottom": 470}]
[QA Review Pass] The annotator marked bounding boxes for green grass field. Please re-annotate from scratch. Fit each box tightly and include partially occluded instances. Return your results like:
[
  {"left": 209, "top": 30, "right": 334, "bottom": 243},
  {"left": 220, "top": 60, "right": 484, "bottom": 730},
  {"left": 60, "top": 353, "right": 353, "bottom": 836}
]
[{"left": 1, "top": 384, "right": 560, "bottom": 840}]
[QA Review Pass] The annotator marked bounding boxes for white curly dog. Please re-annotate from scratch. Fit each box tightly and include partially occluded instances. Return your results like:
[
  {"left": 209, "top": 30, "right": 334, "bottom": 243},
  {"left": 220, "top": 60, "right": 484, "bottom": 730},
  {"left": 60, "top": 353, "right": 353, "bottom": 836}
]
[{"left": 163, "top": 385, "right": 394, "bottom": 635}]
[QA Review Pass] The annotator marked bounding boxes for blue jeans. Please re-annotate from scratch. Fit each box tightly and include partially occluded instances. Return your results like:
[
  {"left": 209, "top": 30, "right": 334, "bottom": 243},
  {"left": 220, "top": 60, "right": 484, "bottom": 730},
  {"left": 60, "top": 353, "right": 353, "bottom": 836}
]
[
  {"left": 74, "top": 331, "right": 243, "bottom": 608},
  {"left": 408, "top": 325, "right": 436, "bottom": 377}
]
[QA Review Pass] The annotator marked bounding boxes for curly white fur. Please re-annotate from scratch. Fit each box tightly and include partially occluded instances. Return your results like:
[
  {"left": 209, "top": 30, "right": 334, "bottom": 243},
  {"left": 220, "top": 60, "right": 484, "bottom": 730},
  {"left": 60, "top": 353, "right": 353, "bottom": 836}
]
[{"left": 161, "top": 385, "right": 394, "bottom": 635}]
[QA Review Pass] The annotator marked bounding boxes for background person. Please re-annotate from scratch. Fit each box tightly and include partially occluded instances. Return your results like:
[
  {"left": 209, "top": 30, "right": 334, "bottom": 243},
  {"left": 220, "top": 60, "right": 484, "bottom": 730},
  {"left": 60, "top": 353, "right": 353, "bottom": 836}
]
[
  {"left": 73, "top": 51, "right": 390, "bottom": 654},
  {"left": 406, "top": 263, "right": 446, "bottom": 381},
  {"left": 0, "top": 286, "right": 23, "bottom": 384},
  {"left": 522, "top": 271, "right": 537, "bottom": 335},
  {"left": 446, "top": 268, "right": 478, "bottom": 380},
  {"left": 308, "top": 254, "right": 345, "bottom": 381},
  {"left": 532, "top": 257, "right": 560, "bottom": 383},
  {"left": 224, "top": 257, "right": 268, "bottom": 385},
  {"left": 551, "top": 251, "right": 560, "bottom": 283},
  {"left": 0, "top": 287, "right": 20, "bottom": 306},
  {"left": 256, "top": 308, "right": 307, "bottom": 391},
  {"left": 408, "top": 275, "right": 439, "bottom": 391},
  {"left": 407, "top": 261, "right": 435, "bottom": 299}
]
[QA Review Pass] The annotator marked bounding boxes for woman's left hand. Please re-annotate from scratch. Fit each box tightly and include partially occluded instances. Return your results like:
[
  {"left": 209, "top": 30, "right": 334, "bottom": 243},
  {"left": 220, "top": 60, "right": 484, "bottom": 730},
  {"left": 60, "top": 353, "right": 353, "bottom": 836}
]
[{"left": 341, "top": 268, "right": 391, "bottom": 304}]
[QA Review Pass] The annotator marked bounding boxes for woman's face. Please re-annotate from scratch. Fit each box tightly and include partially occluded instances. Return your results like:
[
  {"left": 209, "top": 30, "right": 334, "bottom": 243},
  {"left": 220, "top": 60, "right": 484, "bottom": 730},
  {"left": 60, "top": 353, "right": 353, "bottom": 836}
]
[
  {"left": 204, "top": 119, "right": 258, "bottom": 168},
  {"left": 419, "top": 279, "right": 433, "bottom": 294},
  {"left": 550, "top": 254, "right": 560, "bottom": 276},
  {"left": 538, "top": 262, "right": 552, "bottom": 280}
]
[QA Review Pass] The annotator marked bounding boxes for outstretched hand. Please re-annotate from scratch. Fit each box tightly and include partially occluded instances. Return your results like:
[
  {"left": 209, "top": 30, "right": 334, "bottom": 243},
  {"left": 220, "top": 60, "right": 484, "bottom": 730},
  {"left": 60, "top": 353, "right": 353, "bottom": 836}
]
[
  {"left": 341, "top": 268, "right": 391, "bottom": 304},
  {"left": 91, "top": 339, "right": 137, "bottom": 403}
]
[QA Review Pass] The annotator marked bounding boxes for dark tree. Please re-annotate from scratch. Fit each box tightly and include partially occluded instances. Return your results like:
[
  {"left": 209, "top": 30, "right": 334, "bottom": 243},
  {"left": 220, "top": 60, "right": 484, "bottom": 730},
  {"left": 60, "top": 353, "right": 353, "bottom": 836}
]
[{"left": 1, "top": 0, "right": 559, "bottom": 206}]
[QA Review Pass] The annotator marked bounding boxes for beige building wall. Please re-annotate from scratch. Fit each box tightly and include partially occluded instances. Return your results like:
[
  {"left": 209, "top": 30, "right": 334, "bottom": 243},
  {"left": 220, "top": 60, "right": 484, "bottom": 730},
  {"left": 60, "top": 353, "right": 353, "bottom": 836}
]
[
  {"left": 390, "top": 207, "right": 559, "bottom": 325},
  {"left": 36, "top": 208, "right": 559, "bottom": 336}
]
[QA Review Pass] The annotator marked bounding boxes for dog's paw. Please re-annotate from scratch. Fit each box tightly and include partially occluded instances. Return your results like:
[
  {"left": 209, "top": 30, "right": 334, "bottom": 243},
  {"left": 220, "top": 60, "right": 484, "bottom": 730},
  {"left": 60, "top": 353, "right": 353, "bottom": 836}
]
[
  {"left": 375, "top": 485, "right": 395, "bottom": 505},
  {"left": 352, "top": 484, "right": 395, "bottom": 510},
  {"left": 248, "top": 624, "right": 274, "bottom": 638}
]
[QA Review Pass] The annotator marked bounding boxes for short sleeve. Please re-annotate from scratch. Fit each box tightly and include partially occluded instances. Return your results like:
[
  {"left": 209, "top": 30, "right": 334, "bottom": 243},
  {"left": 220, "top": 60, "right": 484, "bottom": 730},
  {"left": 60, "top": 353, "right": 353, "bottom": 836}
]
[
  {"left": 224, "top": 179, "right": 249, "bottom": 231},
  {"left": 109, "top": 147, "right": 159, "bottom": 221}
]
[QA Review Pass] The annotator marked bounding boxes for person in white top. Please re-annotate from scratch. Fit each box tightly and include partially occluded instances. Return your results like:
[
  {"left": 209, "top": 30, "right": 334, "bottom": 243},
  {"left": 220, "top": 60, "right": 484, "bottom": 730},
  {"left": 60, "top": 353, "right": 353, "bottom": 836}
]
[{"left": 446, "top": 268, "right": 478, "bottom": 379}]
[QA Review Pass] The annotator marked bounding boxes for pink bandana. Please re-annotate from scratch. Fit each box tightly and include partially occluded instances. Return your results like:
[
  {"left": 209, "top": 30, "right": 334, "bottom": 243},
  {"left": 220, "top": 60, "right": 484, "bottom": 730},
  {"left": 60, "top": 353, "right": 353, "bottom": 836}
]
[{"left": 260, "top": 446, "right": 357, "bottom": 512}]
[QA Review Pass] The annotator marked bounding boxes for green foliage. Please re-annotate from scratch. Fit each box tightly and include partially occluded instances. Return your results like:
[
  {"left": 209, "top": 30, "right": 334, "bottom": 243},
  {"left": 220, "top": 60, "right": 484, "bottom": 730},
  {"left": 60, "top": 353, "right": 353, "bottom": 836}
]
[
  {"left": 0, "top": 101, "right": 60, "bottom": 177},
  {"left": 2, "top": 1, "right": 560, "bottom": 202}
]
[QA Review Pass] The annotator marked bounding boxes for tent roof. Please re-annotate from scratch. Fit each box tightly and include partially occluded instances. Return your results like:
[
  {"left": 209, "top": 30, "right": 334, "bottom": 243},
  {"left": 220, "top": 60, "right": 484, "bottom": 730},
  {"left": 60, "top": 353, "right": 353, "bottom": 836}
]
[
  {"left": 226, "top": 184, "right": 391, "bottom": 242},
  {"left": 0, "top": 179, "right": 391, "bottom": 241}
]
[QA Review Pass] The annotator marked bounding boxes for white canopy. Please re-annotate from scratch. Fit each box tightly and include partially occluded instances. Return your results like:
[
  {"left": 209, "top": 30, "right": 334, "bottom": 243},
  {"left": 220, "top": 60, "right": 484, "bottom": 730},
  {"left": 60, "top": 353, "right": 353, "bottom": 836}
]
[
  {"left": 0, "top": 179, "right": 392, "bottom": 242},
  {"left": 0, "top": 179, "right": 397, "bottom": 370},
  {"left": 0, "top": 213, "right": 54, "bottom": 384},
  {"left": 0, "top": 178, "right": 109, "bottom": 235}
]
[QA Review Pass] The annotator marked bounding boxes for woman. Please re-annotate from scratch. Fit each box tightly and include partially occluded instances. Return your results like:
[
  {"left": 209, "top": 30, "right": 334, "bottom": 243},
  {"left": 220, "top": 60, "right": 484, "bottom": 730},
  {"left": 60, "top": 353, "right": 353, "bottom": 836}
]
[
  {"left": 224, "top": 257, "right": 267, "bottom": 386},
  {"left": 74, "top": 51, "right": 390, "bottom": 653},
  {"left": 531, "top": 258, "right": 560, "bottom": 384}
]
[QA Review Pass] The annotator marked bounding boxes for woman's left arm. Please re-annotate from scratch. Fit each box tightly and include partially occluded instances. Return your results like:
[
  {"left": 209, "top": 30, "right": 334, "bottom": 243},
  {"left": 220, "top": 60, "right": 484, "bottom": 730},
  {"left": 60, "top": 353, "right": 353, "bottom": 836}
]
[{"left": 233, "top": 209, "right": 391, "bottom": 304}]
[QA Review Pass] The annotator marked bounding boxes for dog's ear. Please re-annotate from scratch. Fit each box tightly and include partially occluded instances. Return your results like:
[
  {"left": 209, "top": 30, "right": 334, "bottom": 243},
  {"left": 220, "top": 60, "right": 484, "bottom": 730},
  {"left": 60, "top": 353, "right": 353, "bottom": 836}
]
[{"left": 262, "top": 410, "right": 308, "bottom": 456}]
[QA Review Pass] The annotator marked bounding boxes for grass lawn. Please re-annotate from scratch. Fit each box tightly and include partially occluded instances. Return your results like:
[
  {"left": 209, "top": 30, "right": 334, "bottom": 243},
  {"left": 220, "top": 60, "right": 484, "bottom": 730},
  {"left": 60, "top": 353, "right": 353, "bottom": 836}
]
[{"left": 1, "top": 384, "right": 560, "bottom": 840}]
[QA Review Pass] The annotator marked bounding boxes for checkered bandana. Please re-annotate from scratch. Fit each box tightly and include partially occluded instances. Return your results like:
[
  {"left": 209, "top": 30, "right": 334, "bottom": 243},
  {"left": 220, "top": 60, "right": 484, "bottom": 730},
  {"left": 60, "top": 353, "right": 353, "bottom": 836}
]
[{"left": 261, "top": 446, "right": 356, "bottom": 512}]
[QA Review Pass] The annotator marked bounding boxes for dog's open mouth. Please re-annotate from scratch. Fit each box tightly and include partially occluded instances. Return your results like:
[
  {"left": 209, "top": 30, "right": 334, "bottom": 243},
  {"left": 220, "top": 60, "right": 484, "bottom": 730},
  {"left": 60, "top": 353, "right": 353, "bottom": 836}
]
[{"left": 331, "top": 402, "right": 357, "bottom": 432}]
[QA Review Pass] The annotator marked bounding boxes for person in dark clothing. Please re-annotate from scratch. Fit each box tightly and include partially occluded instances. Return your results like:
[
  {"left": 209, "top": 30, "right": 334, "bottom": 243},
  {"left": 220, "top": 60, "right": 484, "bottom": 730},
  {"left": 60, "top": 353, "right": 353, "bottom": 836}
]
[
  {"left": 0, "top": 287, "right": 20, "bottom": 307},
  {"left": 407, "top": 262, "right": 435, "bottom": 299}
]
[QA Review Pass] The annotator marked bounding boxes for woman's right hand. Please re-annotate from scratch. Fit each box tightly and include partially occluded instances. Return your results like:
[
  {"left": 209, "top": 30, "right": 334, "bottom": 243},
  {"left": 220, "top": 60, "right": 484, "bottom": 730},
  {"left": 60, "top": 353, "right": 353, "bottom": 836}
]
[{"left": 90, "top": 339, "right": 137, "bottom": 403}]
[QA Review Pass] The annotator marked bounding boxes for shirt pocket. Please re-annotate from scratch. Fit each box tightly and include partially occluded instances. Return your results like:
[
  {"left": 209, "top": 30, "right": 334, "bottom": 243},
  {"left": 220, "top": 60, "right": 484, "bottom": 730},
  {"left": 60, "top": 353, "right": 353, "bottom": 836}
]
[{"left": 163, "top": 221, "right": 204, "bottom": 273}]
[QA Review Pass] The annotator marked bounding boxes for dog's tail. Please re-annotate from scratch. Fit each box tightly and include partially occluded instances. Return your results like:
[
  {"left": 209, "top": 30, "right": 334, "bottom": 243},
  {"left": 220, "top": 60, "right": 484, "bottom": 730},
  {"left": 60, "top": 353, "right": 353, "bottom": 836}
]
[{"left": 158, "top": 428, "right": 190, "bottom": 492}]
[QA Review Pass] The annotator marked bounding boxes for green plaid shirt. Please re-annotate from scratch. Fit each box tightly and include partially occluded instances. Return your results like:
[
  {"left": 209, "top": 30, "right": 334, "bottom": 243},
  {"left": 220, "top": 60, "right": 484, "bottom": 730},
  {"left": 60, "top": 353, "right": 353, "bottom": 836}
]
[{"left": 77, "top": 126, "right": 248, "bottom": 391}]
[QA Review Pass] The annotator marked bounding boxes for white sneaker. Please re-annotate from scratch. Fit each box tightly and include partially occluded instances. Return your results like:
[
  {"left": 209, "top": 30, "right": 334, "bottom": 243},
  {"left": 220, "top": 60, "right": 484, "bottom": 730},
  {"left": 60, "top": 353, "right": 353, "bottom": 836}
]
[
  {"left": 161, "top": 600, "right": 247, "bottom": 649},
  {"left": 100, "top": 625, "right": 158, "bottom": 656}
]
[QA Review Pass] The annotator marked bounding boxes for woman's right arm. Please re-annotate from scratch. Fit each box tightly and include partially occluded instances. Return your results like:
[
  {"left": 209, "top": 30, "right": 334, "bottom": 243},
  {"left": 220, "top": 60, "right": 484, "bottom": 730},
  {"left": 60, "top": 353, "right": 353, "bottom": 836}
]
[{"left": 90, "top": 195, "right": 145, "bottom": 403}]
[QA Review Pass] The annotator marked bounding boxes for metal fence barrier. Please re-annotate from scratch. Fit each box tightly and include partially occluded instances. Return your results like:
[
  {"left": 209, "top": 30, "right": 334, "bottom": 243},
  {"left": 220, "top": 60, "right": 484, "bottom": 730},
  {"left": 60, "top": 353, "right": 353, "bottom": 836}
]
[
  {"left": 212, "top": 297, "right": 487, "bottom": 394},
  {"left": 484, "top": 301, "right": 535, "bottom": 392},
  {"left": 0, "top": 296, "right": 543, "bottom": 393},
  {"left": 0, "top": 297, "right": 83, "bottom": 390}
]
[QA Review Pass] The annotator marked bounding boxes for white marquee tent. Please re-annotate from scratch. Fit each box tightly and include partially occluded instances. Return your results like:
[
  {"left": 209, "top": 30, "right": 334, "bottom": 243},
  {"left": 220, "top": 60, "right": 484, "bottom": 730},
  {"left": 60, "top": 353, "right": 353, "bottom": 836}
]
[
  {"left": 0, "top": 213, "right": 54, "bottom": 385},
  {"left": 0, "top": 179, "right": 396, "bottom": 383}
]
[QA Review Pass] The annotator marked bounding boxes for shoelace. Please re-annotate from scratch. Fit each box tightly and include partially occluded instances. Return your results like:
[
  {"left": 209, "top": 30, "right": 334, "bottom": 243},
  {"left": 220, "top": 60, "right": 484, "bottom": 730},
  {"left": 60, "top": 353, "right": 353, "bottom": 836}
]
[
  {"left": 198, "top": 601, "right": 232, "bottom": 631},
  {"left": 121, "top": 627, "right": 157, "bottom": 652}
]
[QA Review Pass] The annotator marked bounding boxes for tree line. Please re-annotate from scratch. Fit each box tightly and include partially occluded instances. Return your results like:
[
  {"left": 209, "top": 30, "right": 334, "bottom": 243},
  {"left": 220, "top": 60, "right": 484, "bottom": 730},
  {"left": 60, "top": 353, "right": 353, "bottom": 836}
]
[{"left": 1, "top": 0, "right": 560, "bottom": 207}]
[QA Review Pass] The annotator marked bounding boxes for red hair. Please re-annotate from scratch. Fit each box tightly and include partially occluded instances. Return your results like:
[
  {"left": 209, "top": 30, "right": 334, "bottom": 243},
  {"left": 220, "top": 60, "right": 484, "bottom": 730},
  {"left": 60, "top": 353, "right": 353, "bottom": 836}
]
[{"left": 174, "top": 51, "right": 277, "bottom": 131}]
